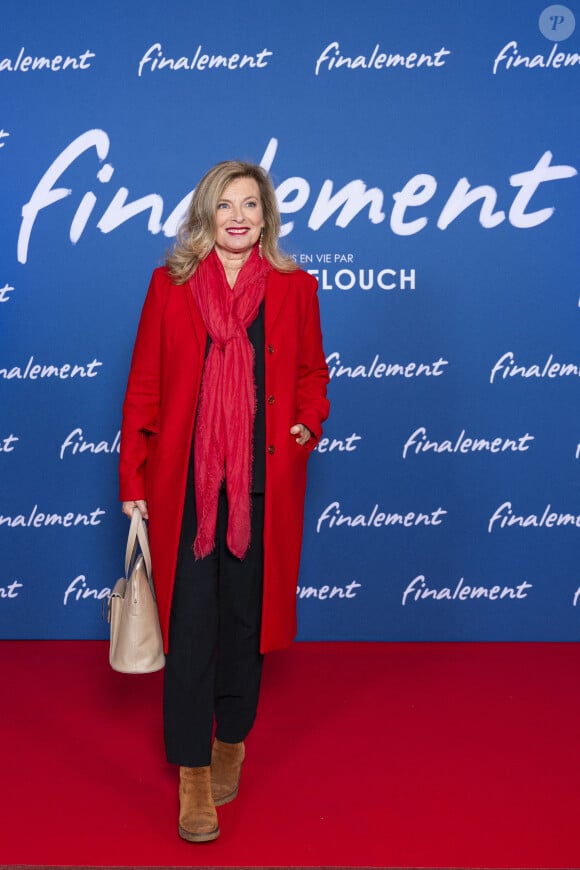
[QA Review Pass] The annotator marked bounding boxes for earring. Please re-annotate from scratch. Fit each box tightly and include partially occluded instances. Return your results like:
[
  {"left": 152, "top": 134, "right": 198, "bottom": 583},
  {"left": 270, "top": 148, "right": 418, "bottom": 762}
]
[{"left": 259, "top": 226, "right": 264, "bottom": 259}]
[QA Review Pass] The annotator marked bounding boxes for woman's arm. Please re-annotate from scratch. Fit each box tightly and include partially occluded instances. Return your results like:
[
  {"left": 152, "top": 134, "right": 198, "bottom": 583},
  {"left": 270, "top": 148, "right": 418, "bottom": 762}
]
[
  {"left": 293, "top": 284, "right": 330, "bottom": 449},
  {"left": 119, "top": 269, "right": 168, "bottom": 503}
]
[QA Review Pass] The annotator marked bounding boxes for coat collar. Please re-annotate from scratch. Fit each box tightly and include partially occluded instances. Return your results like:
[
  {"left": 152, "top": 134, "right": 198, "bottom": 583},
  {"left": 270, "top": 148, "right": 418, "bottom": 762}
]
[{"left": 184, "top": 266, "right": 291, "bottom": 341}]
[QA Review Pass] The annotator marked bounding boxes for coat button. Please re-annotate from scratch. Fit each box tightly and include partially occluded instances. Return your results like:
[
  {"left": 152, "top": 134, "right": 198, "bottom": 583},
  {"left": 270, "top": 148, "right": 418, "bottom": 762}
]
[
  {"left": 268, "top": 445, "right": 275, "bottom": 455},
  {"left": 267, "top": 395, "right": 275, "bottom": 404},
  {"left": 267, "top": 344, "right": 274, "bottom": 354}
]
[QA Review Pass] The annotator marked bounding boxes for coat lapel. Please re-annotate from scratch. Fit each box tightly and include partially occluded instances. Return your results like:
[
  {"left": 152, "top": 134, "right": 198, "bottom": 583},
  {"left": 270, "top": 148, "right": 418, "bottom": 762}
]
[
  {"left": 185, "top": 267, "right": 290, "bottom": 340},
  {"left": 184, "top": 279, "right": 207, "bottom": 349},
  {"left": 265, "top": 270, "right": 291, "bottom": 336}
]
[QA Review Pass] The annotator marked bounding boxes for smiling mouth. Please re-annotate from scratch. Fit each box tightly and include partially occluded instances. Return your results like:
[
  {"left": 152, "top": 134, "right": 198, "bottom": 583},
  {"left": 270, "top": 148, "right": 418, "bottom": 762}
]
[{"left": 226, "top": 227, "right": 249, "bottom": 234}]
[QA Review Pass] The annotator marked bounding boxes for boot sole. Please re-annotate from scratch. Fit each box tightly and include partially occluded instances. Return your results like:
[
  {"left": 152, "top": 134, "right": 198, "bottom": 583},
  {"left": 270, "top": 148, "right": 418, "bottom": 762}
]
[
  {"left": 178, "top": 824, "right": 220, "bottom": 843},
  {"left": 213, "top": 785, "right": 239, "bottom": 807}
]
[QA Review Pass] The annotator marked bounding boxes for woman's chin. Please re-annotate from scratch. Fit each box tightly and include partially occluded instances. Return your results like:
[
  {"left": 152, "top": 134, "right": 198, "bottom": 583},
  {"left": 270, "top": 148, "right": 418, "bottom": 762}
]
[{"left": 215, "top": 239, "right": 257, "bottom": 260}]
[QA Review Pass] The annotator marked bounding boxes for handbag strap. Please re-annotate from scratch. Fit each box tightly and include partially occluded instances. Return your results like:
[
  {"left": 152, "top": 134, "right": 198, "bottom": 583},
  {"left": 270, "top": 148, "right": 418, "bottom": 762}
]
[{"left": 125, "top": 508, "right": 153, "bottom": 581}]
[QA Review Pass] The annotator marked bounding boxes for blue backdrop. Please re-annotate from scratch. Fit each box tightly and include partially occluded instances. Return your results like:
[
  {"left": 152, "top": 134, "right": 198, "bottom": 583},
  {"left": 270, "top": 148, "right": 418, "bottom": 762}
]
[{"left": 1, "top": 0, "right": 579, "bottom": 642}]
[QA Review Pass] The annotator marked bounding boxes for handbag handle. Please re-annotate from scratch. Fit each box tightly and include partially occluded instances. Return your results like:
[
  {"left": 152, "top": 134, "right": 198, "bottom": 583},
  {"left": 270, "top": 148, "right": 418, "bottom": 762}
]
[{"left": 125, "top": 508, "right": 153, "bottom": 581}]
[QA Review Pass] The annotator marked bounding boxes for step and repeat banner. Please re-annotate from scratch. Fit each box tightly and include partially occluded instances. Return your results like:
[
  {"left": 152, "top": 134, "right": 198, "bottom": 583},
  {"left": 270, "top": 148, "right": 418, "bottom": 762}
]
[{"left": 1, "top": 0, "right": 579, "bottom": 642}]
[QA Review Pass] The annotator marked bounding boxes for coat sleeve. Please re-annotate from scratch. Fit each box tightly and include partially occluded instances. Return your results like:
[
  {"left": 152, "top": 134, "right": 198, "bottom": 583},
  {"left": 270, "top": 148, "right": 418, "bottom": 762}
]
[
  {"left": 119, "top": 269, "right": 168, "bottom": 501},
  {"left": 295, "top": 277, "right": 330, "bottom": 449}
]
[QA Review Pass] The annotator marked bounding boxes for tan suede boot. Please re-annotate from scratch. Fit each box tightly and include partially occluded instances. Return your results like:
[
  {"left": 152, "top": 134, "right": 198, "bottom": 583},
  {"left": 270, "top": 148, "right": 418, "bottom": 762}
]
[
  {"left": 178, "top": 765, "right": 220, "bottom": 842},
  {"left": 210, "top": 739, "right": 246, "bottom": 806}
]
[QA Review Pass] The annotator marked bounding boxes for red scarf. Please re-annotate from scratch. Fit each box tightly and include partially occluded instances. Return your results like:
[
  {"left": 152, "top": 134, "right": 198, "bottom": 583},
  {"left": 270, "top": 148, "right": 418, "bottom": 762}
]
[{"left": 189, "top": 245, "right": 271, "bottom": 559}]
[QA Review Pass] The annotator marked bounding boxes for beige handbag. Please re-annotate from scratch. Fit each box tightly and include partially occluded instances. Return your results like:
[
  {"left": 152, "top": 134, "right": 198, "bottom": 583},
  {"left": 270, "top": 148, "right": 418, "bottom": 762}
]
[{"left": 108, "top": 508, "right": 165, "bottom": 673}]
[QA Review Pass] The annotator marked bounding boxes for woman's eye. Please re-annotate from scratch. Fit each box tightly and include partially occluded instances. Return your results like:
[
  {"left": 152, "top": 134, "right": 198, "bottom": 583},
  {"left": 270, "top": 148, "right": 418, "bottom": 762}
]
[
  {"left": 245, "top": 201, "right": 257, "bottom": 208},
  {"left": 217, "top": 202, "right": 229, "bottom": 209}
]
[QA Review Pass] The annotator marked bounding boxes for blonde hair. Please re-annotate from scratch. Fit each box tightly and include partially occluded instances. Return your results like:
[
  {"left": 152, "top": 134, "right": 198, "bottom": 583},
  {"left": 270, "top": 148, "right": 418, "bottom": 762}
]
[{"left": 166, "top": 161, "right": 297, "bottom": 283}]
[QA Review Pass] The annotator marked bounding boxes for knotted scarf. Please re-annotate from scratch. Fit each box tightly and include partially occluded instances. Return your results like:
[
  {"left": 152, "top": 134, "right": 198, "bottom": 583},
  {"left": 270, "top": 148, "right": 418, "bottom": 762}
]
[{"left": 189, "top": 245, "right": 271, "bottom": 560}]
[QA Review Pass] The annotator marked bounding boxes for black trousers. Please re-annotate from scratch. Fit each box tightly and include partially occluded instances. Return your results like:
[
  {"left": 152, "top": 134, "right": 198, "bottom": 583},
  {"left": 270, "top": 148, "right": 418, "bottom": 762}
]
[{"left": 163, "top": 488, "right": 265, "bottom": 767}]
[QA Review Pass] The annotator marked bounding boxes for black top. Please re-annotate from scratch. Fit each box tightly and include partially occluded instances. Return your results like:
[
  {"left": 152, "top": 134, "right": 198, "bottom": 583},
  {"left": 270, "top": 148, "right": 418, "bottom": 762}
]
[{"left": 248, "top": 302, "right": 266, "bottom": 493}]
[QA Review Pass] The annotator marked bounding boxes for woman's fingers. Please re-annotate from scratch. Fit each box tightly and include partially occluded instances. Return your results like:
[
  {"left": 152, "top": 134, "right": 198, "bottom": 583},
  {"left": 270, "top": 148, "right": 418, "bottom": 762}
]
[
  {"left": 290, "top": 423, "right": 311, "bottom": 446},
  {"left": 122, "top": 499, "right": 149, "bottom": 519}
]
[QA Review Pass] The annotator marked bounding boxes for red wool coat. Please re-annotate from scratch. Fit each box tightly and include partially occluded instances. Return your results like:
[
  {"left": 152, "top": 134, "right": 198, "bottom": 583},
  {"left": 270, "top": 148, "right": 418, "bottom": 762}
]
[{"left": 119, "top": 265, "right": 330, "bottom": 654}]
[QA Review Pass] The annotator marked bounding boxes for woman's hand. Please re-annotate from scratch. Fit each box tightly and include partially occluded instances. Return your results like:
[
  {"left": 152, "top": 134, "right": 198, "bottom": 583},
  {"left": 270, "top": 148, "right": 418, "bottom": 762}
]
[
  {"left": 290, "top": 423, "right": 312, "bottom": 447},
  {"left": 122, "top": 499, "right": 148, "bottom": 520}
]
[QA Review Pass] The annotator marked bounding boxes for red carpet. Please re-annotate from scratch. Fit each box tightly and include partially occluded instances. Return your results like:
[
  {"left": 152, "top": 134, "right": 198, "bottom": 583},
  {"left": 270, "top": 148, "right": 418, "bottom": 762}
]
[{"left": 1, "top": 640, "right": 579, "bottom": 868}]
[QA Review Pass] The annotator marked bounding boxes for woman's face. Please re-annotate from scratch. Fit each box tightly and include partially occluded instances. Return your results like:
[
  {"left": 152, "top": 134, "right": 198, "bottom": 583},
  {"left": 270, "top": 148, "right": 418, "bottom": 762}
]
[{"left": 214, "top": 176, "right": 264, "bottom": 263}]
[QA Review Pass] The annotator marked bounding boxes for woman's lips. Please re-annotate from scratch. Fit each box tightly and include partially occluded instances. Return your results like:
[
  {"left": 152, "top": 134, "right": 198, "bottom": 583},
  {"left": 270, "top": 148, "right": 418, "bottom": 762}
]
[{"left": 226, "top": 227, "right": 249, "bottom": 234}]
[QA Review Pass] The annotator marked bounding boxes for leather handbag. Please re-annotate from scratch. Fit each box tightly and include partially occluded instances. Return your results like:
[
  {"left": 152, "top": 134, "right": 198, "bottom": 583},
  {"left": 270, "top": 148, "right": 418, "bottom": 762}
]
[{"left": 108, "top": 508, "right": 165, "bottom": 673}]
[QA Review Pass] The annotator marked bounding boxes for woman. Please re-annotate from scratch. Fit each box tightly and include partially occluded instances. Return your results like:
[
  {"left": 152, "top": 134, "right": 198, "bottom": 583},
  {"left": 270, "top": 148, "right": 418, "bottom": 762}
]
[{"left": 119, "top": 161, "right": 329, "bottom": 843}]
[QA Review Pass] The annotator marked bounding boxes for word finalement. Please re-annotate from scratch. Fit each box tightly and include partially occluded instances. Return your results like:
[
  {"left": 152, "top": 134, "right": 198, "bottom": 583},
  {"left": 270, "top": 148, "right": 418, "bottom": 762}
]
[
  {"left": 490, "top": 352, "right": 580, "bottom": 384},
  {"left": 327, "top": 351, "right": 448, "bottom": 379},
  {"left": 493, "top": 41, "right": 580, "bottom": 75},
  {"left": 16, "top": 130, "right": 578, "bottom": 264},
  {"left": 0, "top": 505, "right": 106, "bottom": 528},
  {"left": 297, "top": 581, "right": 362, "bottom": 600},
  {"left": 138, "top": 43, "right": 272, "bottom": 76},
  {"left": 63, "top": 575, "right": 111, "bottom": 606},
  {"left": 60, "top": 428, "right": 120, "bottom": 459},
  {"left": 316, "top": 501, "right": 447, "bottom": 533},
  {"left": 0, "top": 355, "right": 102, "bottom": 380},
  {"left": 0, "top": 434, "right": 19, "bottom": 453},
  {"left": 315, "top": 433, "right": 362, "bottom": 453},
  {"left": 315, "top": 42, "right": 451, "bottom": 76},
  {"left": 0, "top": 580, "right": 23, "bottom": 599},
  {"left": 402, "top": 574, "right": 533, "bottom": 606},
  {"left": 488, "top": 502, "right": 580, "bottom": 533},
  {"left": 0, "top": 48, "right": 95, "bottom": 73},
  {"left": 402, "top": 427, "right": 534, "bottom": 459},
  {"left": 0, "top": 283, "right": 15, "bottom": 302}
]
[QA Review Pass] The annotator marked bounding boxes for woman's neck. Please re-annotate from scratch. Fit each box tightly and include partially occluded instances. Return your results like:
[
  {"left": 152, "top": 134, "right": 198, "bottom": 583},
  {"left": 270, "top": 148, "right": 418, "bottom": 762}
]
[{"left": 215, "top": 248, "right": 252, "bottom": 288}]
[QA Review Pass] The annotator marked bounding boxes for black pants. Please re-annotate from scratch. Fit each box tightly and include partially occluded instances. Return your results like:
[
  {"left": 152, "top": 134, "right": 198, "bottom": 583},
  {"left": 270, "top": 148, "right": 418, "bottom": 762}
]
[{"left": 163, "top": 488, "right": 265, "bottom": 767}]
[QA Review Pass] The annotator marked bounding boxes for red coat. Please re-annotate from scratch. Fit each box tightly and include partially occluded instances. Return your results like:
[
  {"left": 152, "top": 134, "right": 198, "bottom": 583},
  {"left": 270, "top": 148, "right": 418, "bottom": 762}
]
[{"left": 119, "top": 265, "right": 330, "bottom": 654}]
